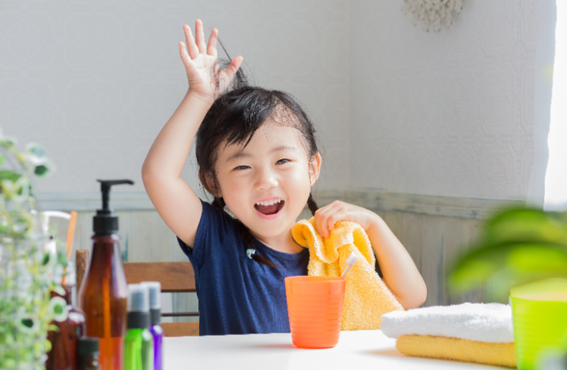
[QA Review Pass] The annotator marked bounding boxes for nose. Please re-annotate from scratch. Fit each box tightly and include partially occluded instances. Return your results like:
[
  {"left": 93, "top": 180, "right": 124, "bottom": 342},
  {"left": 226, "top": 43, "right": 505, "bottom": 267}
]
[{"left": 255, "top": 167, "right": 278, "bottom": 190}]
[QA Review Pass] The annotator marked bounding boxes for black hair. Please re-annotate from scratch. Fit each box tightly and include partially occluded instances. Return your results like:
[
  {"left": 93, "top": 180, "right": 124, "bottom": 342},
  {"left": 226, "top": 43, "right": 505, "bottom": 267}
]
[{"left": 195, "top": 60, "right": 319, "bottom": 267}]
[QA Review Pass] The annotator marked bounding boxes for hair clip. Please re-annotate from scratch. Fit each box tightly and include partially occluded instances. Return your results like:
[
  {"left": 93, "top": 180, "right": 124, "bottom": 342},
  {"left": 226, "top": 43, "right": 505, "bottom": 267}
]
[{"left": 246, "top": 248, "right": 256, "bottom": 259}]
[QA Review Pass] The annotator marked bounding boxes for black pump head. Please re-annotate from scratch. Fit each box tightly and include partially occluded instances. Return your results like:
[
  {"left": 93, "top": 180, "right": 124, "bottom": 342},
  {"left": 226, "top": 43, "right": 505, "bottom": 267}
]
[{"left": 94, "top": 179, "right": 134, "bottom": 235}]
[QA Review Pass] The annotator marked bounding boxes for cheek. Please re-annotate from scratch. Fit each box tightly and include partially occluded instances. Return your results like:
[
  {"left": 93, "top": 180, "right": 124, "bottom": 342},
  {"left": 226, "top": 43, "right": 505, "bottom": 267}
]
[
  {"left": 282, "top": 168, "right": 312, "bottom": 194},
  {"left": 216, "top": 172, "right": 248, "bottom": 198},
  {"left": 289, "top": 165, "right": 312, "bottom": 183}
]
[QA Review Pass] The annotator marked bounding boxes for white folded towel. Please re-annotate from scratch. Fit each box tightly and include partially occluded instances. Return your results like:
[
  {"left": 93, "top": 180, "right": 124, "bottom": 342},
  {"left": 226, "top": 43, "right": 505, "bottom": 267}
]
[{"left": 380, "top": 302, "right": 514, "bottom": 343}]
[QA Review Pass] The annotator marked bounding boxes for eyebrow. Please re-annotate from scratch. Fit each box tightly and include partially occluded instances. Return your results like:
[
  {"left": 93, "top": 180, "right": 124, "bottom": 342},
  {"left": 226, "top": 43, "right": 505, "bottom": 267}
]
[{"left": 225, "top": 145, "right": 298, "bottom": 162}]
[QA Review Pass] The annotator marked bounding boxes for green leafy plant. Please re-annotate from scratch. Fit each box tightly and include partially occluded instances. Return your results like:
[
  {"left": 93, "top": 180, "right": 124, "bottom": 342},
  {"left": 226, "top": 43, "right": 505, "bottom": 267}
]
[
  {"left": 0, "top": 128, "right": 65, "bottom": 370},
  {"left": 448, "top": 205, "right": 567, "bottom": 301}
]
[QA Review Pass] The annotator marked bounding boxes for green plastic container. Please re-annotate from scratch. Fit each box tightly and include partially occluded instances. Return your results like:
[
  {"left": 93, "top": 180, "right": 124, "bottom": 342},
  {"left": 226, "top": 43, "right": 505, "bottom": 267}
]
[{"left": 510, "top": 278, "right": 567, "bottom": 370}]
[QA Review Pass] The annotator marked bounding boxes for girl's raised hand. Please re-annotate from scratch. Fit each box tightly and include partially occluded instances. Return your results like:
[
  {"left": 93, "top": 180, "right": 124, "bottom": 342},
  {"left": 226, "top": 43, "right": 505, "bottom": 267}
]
[{"left": 179, "top": 19, "right": 243, "bottom": 101}]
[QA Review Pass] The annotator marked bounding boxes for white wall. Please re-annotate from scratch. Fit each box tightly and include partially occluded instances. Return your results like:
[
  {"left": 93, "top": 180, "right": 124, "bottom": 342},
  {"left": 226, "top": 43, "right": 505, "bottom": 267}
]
[
  {"left": 0, "top": 0, "right": 350, "bottom": 196},
  {"left": 349, "top": 1, "right": 538, "bottom": 200},
  {"left": 0, "top": 0, "right": 540, "bottom": 201}
]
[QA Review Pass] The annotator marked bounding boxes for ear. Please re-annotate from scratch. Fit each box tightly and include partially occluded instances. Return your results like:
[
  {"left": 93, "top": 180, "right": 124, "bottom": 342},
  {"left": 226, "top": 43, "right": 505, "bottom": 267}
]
[
  {"left": 308, "top": 153, "right": 322, "bottom": 186},
  {"left": 199, "top": 169, "right": 222, "bottom": 197}
]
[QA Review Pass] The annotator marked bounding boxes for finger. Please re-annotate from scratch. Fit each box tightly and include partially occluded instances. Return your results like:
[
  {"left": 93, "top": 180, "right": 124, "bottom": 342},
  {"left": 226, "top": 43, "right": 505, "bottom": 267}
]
[
  {"left": 317, "top": 202, "right": 343, "bottom": 237},
  {"left": 322, "top": 213, "right": 337, "bottom": 238},
  {"left": 222, "top": 55, "right": 243, "bottom": 84},
  {"left": 207, "top": 28, "right": 218, "bottom": 57},
  {"left": 326, "top": 213, "right": 340, "bottom": 236},
  {"left": 179, "top": 42, "right": 193, "bottom": 68},
  {"left": 179, "top": 42, "right": 199, "bottom": 81},
  {"left": 183, "top": 25, "right": 199, "bottom": 59},
  {"left": 195, "top": 19, "right": 207, "bottom": 54},
  {"left": 314, "top": 208, "right": 330, "bottom": 238},
  {"left": 318, "top": 218, "right": 330, "bottom": 238}
]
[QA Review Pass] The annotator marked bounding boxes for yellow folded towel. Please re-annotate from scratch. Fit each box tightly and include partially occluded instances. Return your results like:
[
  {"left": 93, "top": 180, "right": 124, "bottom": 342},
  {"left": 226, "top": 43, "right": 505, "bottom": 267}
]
[
  {"left": 291, "top": 218, "right": 403, "bottom": 330},
  {"left": 381, "top": 303, "right": 516, "bottom": 367},
  {"left": 396, "top": 335, "right": 516, "bottom": 368}
]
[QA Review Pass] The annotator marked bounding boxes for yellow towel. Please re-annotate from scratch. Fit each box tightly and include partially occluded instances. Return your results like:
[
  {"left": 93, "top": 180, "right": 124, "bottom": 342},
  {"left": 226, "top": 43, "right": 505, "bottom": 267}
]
[
  {"left": 396, "top": 335, "right": 516, "bottom": 368},
  {"left": 291, "top": 218, "right": 404, "bottom": 330}
]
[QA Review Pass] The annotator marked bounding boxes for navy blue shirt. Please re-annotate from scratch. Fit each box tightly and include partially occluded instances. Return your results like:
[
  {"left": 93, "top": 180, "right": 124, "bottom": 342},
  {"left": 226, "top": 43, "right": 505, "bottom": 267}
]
[{"left": 177, "top": 200, "right": 309, "bottom": 336}]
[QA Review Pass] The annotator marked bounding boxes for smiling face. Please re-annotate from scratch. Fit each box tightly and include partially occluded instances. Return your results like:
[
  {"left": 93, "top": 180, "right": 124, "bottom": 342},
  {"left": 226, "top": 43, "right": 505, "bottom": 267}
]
[{"left": 212, "top": 119, "right": 321, "bottom": 249}]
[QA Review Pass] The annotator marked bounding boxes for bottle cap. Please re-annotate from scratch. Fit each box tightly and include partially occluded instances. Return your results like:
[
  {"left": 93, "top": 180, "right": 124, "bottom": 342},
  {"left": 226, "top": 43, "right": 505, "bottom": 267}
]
[
  {"left": 141, "top": 282, "right": 161, "bottom": 309},
  {"left": 77, "top": 337, "right": 99, "bottom": 355},
  {"left": 93, "top": 179, "right": 134, "bottom": 235},
  {"left": 128, "top": 284, "right": 149, "bottom": 312}
]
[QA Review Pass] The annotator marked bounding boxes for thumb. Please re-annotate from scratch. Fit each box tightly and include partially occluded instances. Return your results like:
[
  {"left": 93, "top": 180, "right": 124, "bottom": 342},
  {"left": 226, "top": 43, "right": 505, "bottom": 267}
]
[{"left": 223, "top": 56, "right": 243, "bottom": 84}]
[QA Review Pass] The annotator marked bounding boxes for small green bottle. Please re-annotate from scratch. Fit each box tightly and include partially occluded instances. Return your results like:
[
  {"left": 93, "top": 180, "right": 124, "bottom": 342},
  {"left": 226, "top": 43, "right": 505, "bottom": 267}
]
[{"left": 124, "top": 284, "right": 153, "bottom": 370}]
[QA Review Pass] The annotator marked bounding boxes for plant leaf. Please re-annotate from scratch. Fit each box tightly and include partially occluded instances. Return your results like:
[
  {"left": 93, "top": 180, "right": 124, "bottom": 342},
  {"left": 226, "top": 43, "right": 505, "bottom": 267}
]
[
  {"left": 449, "top": 242, "right": 567, "bottom": 293},
  {"left": 34, "top": 162, "right": 53, "bottom": 177},
  {"left": 25, "top": 143, "right": 46, "bottom": 158},
  {"left": 508, "top": 244, "right": 567, "bottom": 272},
  {"left": 0, "top": 170, "right": 22, "bottom": 183},
  {"left": 0, "top": 136, "right": 17, "bottom": 147},
  {"left": 483, "top": 207, "right": 567, "bottom": 246}
]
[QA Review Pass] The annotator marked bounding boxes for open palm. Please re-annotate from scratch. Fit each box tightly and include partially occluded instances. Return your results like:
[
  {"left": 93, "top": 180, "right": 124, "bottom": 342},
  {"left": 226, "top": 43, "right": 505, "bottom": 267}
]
[{"left": 179, "top": 20, "right": 243, "bottom": 101}]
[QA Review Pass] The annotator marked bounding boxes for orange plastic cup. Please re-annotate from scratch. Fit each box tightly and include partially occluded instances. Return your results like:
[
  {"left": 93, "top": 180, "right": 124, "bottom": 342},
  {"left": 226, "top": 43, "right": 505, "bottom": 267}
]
[{"left": 285, "top": 276, "right": 346, "bottom": 349}]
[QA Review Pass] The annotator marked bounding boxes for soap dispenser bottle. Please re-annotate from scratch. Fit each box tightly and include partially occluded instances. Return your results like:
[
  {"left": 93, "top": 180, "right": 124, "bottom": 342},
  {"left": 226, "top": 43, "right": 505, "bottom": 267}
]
[{"left": 79, "top": 179, "right": 134, "bottom": 370}]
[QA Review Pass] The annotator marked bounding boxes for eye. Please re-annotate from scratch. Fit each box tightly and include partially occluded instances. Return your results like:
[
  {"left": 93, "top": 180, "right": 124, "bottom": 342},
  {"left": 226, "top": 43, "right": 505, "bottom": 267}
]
[
  {"left": 276, "top": 158, "right": 291, "bottom": 165},
  {"left": 233, "top": 165, "right": 250, "bottom": 170}
]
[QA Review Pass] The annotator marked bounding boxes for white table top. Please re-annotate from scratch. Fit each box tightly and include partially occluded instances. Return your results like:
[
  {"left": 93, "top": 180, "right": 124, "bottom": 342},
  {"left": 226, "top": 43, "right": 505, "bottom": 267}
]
[{"left": 163, "top": 330, "right": 506, "bottom": 370}]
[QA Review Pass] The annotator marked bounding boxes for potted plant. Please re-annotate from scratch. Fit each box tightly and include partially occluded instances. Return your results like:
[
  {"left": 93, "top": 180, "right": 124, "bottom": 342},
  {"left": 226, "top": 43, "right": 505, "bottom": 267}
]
[
  {"left": 449, "top": 204, "right": 567, "bottom": 370},
  {"left": 0, "top": 128, "right": 67, "bottom": 370}
]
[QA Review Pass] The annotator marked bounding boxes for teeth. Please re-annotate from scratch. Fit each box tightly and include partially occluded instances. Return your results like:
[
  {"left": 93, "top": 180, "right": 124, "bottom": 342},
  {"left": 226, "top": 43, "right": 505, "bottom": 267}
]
[{"left": 256, "top": 199, "right": 282, "bottom": 206}]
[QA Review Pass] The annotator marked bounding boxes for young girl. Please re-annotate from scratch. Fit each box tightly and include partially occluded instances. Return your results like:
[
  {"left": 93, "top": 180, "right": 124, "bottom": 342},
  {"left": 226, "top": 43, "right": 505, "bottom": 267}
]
[{"left": 142, "top": 19, "right": 426, "bottom": 336}]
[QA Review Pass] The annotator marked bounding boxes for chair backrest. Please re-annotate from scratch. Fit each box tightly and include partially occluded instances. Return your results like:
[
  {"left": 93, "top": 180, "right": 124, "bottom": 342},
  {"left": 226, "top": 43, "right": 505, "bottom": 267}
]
[{"left": 75, "top": 249, "right": 199, "bottom": 337}]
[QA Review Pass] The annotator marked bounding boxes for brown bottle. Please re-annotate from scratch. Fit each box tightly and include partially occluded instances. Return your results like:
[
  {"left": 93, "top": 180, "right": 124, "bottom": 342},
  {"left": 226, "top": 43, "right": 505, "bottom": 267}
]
[
  {"left": 46, "top": 265, "right": 86, "bottom": 370},
  {"left": 79, "top": 180, "right": 133, "bottom": 370}
]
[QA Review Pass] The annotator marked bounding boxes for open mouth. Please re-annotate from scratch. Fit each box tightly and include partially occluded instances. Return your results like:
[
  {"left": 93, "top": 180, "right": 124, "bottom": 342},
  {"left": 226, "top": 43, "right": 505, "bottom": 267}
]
[{"left": 254, "top": 199, "right": 285, "bottom": 216}]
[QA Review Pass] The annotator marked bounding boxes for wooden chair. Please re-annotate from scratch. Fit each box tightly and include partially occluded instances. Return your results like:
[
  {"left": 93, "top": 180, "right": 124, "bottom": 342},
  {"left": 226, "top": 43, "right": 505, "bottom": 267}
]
[{"left": 75, "top": 249, "right": 199, "bottom": 337}]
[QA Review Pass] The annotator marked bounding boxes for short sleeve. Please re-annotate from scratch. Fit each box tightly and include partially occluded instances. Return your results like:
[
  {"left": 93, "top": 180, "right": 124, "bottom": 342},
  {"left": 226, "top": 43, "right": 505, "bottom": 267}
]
[
  {"left": 177, "top": 200, "right": 238, "bottom": 268},
  {"left": 176, "top": 200, "right": 309, "bottom": 335}
]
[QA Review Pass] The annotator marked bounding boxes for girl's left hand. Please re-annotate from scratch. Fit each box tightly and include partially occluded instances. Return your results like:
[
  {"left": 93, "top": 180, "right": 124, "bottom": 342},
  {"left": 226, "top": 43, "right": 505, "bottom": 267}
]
[
  {"left": 313, "top": 200, "right": 379, "bottom": 238},
  {"left": 316, "top": 201, "right": 427, "bottom": 309},
  {"left": 179, "top": 19, "right": 242, "bottom": 101}
]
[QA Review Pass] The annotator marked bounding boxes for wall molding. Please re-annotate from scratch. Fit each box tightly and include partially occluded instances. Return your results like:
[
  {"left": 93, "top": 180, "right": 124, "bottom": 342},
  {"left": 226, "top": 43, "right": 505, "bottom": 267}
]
[
  {"left": 39, "top": 189, "right": 525, "bottom": 220},
  {"left": 313, "top": 189, "right": 525, "bottom": 220},
  {"left": 38, "top": 192, "right": 154, "bottom": 212}
]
